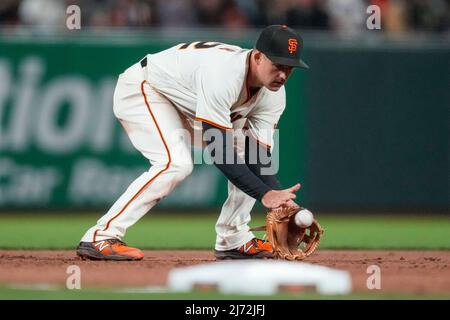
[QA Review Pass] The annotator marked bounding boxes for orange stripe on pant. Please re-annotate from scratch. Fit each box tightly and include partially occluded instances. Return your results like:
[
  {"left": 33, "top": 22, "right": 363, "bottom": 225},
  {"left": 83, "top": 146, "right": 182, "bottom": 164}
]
[{"left": 93, "top": 80, "right": 172, "bottom": 242}]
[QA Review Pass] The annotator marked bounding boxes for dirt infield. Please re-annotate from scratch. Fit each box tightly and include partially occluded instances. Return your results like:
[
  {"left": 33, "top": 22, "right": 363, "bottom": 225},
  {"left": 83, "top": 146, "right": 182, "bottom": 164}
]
[{"left": 0, "top": 250, "right": 449, "bottom": 295}]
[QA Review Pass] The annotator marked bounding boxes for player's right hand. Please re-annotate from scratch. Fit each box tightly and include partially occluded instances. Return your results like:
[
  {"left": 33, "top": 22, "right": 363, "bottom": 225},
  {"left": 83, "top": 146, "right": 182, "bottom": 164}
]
[{"left": 261, "top": 183, "right": 301, "bottom": 209}]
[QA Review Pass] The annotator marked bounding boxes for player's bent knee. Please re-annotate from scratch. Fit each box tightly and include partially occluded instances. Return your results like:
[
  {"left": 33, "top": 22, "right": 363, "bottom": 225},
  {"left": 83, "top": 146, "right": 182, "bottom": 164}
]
[{"left": 171, "top": 161, "right": 194, "bottom": 182}]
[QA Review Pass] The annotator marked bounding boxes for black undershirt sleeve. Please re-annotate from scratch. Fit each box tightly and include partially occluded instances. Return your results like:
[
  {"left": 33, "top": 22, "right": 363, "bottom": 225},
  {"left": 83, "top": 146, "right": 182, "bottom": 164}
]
[
  {"left": 244, "top": 135, "right": 282, "bottom": 190},
  {"left": 202, "top": 122, "right": 271, "bottom": 202}
]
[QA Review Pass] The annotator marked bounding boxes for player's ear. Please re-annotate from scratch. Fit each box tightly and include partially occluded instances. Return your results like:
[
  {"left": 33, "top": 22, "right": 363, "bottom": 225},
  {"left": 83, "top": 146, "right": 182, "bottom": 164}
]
[{"left": 254, "top": 50, "right": 263, "bottom": 65}]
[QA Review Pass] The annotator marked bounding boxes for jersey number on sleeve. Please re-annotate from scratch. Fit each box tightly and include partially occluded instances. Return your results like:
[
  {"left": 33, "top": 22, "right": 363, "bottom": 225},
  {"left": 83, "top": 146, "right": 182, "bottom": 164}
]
[{"left": 179, "top": 41, "right": 222, "bottom": 50}]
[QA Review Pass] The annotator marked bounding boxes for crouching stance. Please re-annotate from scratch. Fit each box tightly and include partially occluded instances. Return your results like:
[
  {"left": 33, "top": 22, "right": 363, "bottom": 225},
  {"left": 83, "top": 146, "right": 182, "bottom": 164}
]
[{"left": 76, "top": 25, "right": 309, "bottom": 261}]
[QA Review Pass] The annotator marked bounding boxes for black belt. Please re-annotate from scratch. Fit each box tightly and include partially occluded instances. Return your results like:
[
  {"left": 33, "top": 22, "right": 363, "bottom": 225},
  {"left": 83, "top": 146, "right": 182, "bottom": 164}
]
[{"left": 140, "top": 57, "right": 147, "bottom": 68}]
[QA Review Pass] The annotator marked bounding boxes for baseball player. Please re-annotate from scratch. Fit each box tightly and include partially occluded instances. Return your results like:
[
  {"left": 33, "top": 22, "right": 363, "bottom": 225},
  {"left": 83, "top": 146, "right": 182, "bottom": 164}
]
[{"left": 76, "top": 25, "right": 309, "bottom": 261}]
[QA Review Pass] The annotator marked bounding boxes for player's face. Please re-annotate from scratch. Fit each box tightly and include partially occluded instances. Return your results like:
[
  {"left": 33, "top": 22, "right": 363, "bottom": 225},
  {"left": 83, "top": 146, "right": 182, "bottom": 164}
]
[{"left": 260, "top": 54, "right": 293, "bottom": 91}]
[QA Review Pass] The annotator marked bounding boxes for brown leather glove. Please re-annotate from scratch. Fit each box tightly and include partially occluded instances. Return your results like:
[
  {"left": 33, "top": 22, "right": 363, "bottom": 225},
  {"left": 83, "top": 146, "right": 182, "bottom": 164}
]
[{"left": 253, "top": 206, "right": 324, "bottom": 261}]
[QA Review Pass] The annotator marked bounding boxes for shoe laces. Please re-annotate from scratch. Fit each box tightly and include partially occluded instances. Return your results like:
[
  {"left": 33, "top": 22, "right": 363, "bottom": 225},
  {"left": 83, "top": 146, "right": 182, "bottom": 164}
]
[
  {"left": 106, "top": 239, "right": 127, "bottom": 246},
  {"left": 255, "top": 237, "right": 268, "bottom": 245},
  {"left": 251, "top": 238, "right": 269, "bottom": 249}
]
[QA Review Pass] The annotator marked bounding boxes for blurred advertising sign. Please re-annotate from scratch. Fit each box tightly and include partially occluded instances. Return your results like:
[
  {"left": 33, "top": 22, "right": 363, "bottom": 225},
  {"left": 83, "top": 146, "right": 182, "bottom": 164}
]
[{"left": 0, "top": 43, "right": 224, "bottom": 209}]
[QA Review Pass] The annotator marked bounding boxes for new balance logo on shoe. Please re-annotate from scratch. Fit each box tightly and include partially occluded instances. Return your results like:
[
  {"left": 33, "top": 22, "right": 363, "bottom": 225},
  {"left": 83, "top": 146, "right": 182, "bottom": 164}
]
[
  {"left": 94, "top": 241, "right": 109, "bottom": 252},
  {"left": 76, "top": 239, "right": 144, "bottom": 261},
  {"left": 242, "top": 242, "right": 254, "bottom": 253}
]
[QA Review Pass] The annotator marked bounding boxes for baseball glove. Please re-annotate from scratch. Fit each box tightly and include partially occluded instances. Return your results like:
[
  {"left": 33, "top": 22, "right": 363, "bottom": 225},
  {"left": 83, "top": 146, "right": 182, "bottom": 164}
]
[{"left": 252, "top": 206, "right": 324, "bottom": 261}]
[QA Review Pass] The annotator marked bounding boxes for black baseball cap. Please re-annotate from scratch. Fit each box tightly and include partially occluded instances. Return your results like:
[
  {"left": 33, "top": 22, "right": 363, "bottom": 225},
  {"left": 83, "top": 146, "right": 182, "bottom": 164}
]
[{"left": 255, "top": 25, "right": 309, "bottom": 69}]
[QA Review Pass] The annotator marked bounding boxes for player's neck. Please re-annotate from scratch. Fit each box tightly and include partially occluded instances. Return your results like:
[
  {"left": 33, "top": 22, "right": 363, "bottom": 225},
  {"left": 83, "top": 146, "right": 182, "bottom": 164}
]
[{"left": 247, "top": 50, "right": 263, "bottom": 89}]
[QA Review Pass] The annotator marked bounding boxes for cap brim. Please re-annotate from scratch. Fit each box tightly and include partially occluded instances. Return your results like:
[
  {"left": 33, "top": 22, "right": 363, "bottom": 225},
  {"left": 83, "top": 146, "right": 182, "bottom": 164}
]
[{"left": 267, "top": 55, "right": 309, "bottom": 69}]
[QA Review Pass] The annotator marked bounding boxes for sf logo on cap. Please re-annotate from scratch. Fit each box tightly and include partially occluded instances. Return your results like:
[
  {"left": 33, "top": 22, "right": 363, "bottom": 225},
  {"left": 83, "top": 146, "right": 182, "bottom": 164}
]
[{"left": 288, "top": 38, "right": 298, "bottom": 54}]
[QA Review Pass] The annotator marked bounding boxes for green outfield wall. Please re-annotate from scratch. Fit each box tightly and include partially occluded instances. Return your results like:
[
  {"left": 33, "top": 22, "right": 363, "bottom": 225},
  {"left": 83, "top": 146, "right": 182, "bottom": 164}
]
[
  {"left": 0, "top": 32, "right": 448, "bottom": 211},
  {"left": 303, "top": 42, "right": 449, "bottom": 211}
]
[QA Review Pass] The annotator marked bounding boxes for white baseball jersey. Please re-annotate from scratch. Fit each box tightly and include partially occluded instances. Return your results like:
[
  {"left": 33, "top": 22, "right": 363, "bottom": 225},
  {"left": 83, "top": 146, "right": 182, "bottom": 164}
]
[{"left": 144, "top": 41, "right": 286, "bottom": 149}]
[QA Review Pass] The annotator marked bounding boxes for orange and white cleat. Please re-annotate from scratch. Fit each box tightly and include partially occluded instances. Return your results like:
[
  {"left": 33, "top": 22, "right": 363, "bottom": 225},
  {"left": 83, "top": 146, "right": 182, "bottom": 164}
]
[
  {"left": 76, "top": 239, "right": 144, "bottom": 261},
  {"left": 214, "top": 238, "right": 274, "bottom": 260}
]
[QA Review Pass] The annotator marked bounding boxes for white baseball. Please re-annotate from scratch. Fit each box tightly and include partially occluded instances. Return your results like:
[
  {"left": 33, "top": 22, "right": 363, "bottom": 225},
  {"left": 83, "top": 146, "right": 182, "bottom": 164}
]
[{"left": 294, "top": 209, "right": 314, "bottom": 228}]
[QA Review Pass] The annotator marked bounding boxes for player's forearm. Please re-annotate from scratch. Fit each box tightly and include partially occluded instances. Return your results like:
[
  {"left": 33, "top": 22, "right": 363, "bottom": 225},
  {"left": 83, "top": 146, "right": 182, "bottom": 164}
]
[
  {"left": 246, "top": 164, "right": 281, "bottom": 190},
  {"left": 213, "top": 163, "right": 272, "bottom": 201},
  {"left": 245, "top": 136, "right": 282, "bottom": 190},
  {"left": 202, "top": 122, "right": 271, "bottom": 201}
]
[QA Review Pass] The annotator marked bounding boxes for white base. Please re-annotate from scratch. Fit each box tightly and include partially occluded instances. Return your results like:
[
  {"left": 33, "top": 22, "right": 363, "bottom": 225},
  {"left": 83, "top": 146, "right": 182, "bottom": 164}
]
[{"left": 167, "top": 260, "right": 352, "bottom": 295}]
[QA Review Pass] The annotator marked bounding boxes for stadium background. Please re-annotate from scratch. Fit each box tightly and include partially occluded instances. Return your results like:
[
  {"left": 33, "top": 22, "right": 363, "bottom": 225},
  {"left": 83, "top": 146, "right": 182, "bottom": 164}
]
[
  {"left": 0, "top": 0, "right": 449, "bottom": 299},
  {"left": 1, "top": 0, "right": 448, "bottom": 212}
]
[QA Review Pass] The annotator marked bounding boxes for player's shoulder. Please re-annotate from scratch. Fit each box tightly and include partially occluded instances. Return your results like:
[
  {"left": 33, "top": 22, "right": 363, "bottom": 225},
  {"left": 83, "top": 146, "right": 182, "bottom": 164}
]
[
  {"left": 216, "top": 42, "right": 244, "bottom": 52},
  {"left": 206, "top": 45, "right": 250, "bottom": 73},
  {"left": 197, "top": 47, "right": 250, "bottom": 89}
]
